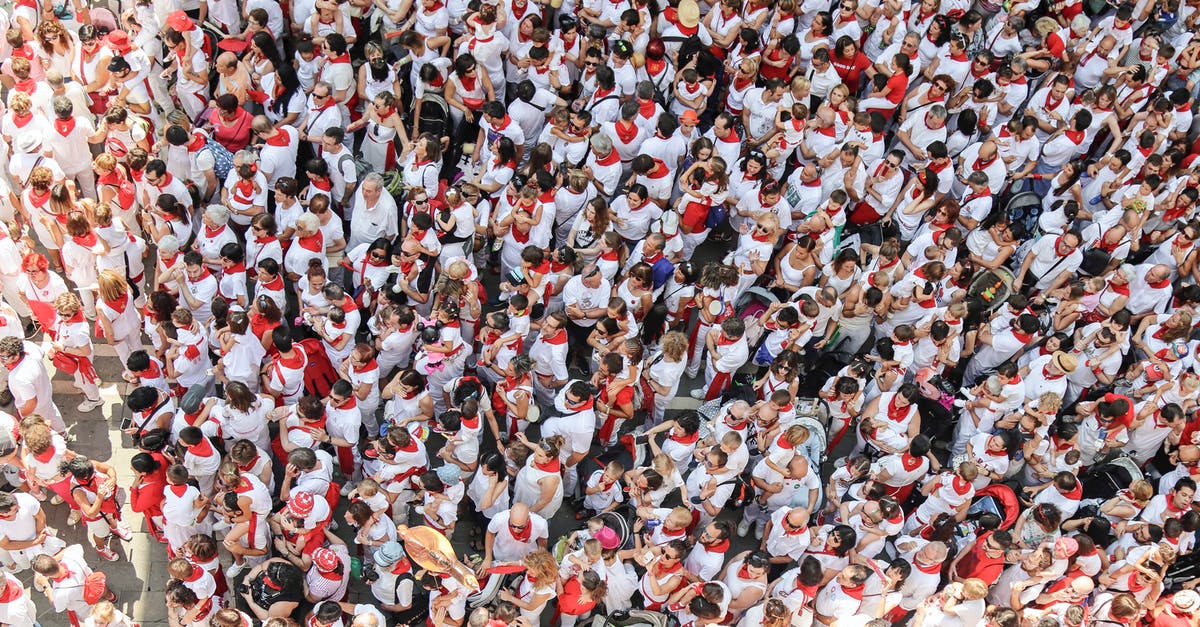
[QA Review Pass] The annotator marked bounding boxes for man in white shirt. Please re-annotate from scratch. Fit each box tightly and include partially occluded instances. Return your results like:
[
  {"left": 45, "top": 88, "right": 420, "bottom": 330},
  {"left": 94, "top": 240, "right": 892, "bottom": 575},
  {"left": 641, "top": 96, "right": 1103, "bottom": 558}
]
[
  {"left": 301, "top": 82, "right": 344, "bottom": 151},
  {"left": 806, "top": 48, "right": 841, "bottom": 107},
  {"left": 321, "top": 127, "right": 358, "bottom": 208},
  {"left": 509, "top": 80, "right": 561, "bottom": 156},
  {"left": 45, "top": 97, "right": 96, "bottom": 200},
  {"left": 562, "top": 265, "right": 613, "bottom": 346},
  {"left": 254, "top": 116, "right": 299, "bottom": 186},
  {"left": 895, "top": 104, "right": 948, "bottom": 166},
  {"left": 481, "top": 503, "right": 547, "bottom": 571},
  {"left": 347, "top": 174, "right": 399, "bottom": 251},
  {"left": 1016, "top": 230, "right": 1084, "bottom": 293},
  {"left": 0, "top": 338, "right": 62, "bottom": 431},
  {"left": 0, "top": 492, "right": 64, "bottom": 571}
]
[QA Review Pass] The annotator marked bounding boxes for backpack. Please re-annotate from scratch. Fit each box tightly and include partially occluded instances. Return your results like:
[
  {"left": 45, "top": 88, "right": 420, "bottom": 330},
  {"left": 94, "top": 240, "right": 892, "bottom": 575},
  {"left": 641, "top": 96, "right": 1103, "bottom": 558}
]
[
  {"left": 722, "top": 473, "right": 756, "bottom": 508},
  {"left": 203, "top": 137, "right": 234, "bottom": 182},
  {"left": 295, "top": 338, "right": 338, "bottom": 398},
  {"left": 338, "top": 152, "right": 373, "bottom": 188}
]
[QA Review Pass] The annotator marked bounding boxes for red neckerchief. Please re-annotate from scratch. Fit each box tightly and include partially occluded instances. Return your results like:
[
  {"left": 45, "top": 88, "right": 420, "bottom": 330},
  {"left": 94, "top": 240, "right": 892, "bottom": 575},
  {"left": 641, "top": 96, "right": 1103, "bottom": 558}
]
[
  {"left": 653, "top": 557, "right": 683, "bottom": 576},
  {"left": 509, "top": 521, "right": 533, "bottom": 542},
  {"left": 297, "top": 233, "right": 323, "bottom": 252},
  {"left": 716, "top": 332, "right": 738, "bottom": 346},
  {"left": 1148, "top": 276, "right": 1171, "bottom": 289},
  {"left": 11, "top": 112, "right": 32, "bottom": 128},
  {"left": 72, "top": 232, "right": 98, "bottom": 248},
  {"left": 265, "top": 128, "right": 291, "bottom": 146},
  {"left": 310, "top": 176, "right": 332, "bottom": 192},
  {"left": 187, "top": 435, "right": 215, "bottom": 458},
  {"left": 53, "top": 117, "right": 76, "bottom": 137},
  {"left": 915, "top": 560, "right": 941, "bottom": 574},
  {"left": 595, "top": 149, "right": 620, "bottom": 166},
  {"left": 841, "top": 583, "right": 866, "bottom": 600},
  {"left": 1064, "top": 128, "right": 1085, "bottom": 144},
  {"left": 704, "top": 538, "right": 731, "bottom": 553},
  {"left": 261, "top": 275, "right": 285, "bottom": 291},
  {"left": 534, "top": 457, "right": 561, "bottom": 473},
  {"left": 186, "top": 133, "right": 207, "bottom": 153},
  {"left": 886, "top": 395, "right": 909, "bottom": 422},
  {"left": 900, "top": 452, "right": 922, "bottom": 471},
  {"left": 668, "top": 430, "right": 700, "bottom": 445},
  {"left": 637, "top": 98, "right": 657, "bottom": 119},
  {"left": 646, "top": 58, "right": 666, "bottom": 77},
  {"left": 1045, "top": 90, "right": 1064, "bottom": 110},
  {"left": 951, "top": 475, "right": 972, "bottom": 495},
  {"left": 103, "top": 293, "right": 129, "bottom": 315},
  {"left": 716, "top": 127, "right": 741, "bottom": 143},
  {"left": 60, "top": 309, "right": 85, "bottom": 326},
  {"left": 542, "top": 329, "right": 568, "bottom": 345},
  {"left": 0, "top": 577, "right": 22, "bottom": 603},
  {"left": 614, "top": 120, "right": 639, "bottom": 144}
]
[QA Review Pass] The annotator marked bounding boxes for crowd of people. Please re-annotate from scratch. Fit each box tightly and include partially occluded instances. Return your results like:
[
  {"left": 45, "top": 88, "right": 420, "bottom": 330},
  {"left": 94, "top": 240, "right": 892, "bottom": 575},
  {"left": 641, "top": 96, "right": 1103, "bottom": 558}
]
[{"left": 0, "top": 0, "right": 1195, "bottom": 623}]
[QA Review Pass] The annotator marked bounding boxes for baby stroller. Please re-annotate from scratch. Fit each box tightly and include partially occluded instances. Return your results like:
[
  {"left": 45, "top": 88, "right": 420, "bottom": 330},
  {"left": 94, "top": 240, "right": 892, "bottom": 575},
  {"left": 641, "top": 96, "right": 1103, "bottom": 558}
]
[
  {"left": 588, "top": 611, "right": 676, "bottom": 627},
  {"left": 958, "top": 483, "right": 1020, "bottom": 539},
  {"left": 1081, "top": 454, "right": 1144, "bottom": 500}
]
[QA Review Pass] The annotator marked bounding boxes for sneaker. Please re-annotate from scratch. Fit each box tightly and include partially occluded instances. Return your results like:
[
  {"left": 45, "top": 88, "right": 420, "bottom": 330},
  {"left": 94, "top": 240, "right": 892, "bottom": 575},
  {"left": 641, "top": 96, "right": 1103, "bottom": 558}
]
[
  {"left": 689, "top": 389, "right": 706, "bottom": 400},
  {"left": 736, "top": 519, "right": 751, "bottom": 537},
  {"left": 328, "top": 519, "right": 339, "bottom": 531},
  {"left": 76, "top": 399, "right": 103, "bottom": 413},
  {"left": 225, "top": 561, "right": 248, "bottom": 579},
  {"left": 952, "top": 399, "right": 966, "bottom": 408},
  {"left": 113, "top": 524, "right": 132, "bottom": 542},
  {"left": 340, "top": 483, "right": 355, "bottom": 497},
  {"left": 96, "top": 546, "right": 118, "bottom": 562},
  {"left": 49, "top": 495, "right": 63, "bottom": 505},
  {"left": 67, "top": 511, "right": 80, "bottom": 526},
  {"left": 755, "top": 522, "right": 765, "bottom": 540}
]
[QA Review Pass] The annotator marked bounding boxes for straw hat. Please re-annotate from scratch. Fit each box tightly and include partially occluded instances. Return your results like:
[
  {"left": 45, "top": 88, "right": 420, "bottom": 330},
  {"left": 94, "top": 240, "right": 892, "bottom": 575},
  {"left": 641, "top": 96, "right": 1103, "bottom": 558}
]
[{"left": 677, "top": 0, "right": 700, "bottom": 28}]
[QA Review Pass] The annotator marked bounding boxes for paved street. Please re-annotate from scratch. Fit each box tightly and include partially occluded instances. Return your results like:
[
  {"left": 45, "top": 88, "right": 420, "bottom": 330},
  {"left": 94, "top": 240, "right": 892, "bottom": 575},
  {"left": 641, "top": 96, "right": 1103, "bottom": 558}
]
[{"left": 8, "top": 336, "right": 716, "bottom": 626}]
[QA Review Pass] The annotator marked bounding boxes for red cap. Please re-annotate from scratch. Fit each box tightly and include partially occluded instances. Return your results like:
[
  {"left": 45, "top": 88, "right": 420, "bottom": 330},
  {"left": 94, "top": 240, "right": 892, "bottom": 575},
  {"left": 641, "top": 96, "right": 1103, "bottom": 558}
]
[
  {"left": 106, "top": 30, "right": 132, "bottom": 53},
  {"left": 312, "top": 547, "right": 340, "bottom": 572},
  {"left": 166, "top": 11, "right": 195, "bottom": 31},
  {"left": 287, "top": 492, "right": 315, "bottom": 518}
]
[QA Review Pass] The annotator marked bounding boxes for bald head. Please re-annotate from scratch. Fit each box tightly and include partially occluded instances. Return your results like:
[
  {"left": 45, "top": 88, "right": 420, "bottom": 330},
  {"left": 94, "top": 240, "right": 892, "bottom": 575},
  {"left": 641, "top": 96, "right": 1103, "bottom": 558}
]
[
  {"left": 1181, "top": 445, "right": 1200, "bottom": 465},
  {"left": 918, "top": 541, "right": 949, "bottom": 564},
  {"left": 979, "top": 140, "right": 997, "bottom": 160},
  {"left": 509, "top": 502, "right": 530, "bottom": 525}
]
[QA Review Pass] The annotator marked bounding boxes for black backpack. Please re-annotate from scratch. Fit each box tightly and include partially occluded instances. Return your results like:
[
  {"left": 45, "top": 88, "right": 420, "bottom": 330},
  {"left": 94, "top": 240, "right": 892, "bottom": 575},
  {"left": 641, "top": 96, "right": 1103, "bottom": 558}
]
[{"left": 723, "top": 473, "right": 756, "bottom": 508}]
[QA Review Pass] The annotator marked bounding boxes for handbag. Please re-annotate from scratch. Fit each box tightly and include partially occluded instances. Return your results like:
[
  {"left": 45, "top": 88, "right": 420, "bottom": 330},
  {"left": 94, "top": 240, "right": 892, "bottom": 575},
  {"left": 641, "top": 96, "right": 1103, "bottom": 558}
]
[
  {"left": 83, "top": 571, "right": 107, "bottom": 604},
  {"left": 51, "top": 351, "right": 79, "bottom": 375},
  {"left": 704, "top": 203, "right": 729, "bottom": 230}
]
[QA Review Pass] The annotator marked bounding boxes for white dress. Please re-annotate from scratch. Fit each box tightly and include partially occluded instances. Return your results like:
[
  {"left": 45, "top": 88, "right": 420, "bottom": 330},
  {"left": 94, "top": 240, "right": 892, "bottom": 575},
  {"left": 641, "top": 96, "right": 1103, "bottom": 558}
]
[{"left": 513, "top": 457, "right": 564, "bottom": 519}]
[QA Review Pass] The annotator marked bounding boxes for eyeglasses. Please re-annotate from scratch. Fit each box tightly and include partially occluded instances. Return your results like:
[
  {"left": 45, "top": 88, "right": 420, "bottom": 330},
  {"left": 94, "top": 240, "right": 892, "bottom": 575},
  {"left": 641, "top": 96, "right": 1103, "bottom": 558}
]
[
  {"left": 314, "top": 93, "right": 330, "bottom": 100},
  {"left": 585, "top": 61, "right": 599, "bottom": 67},
  {"left": 509, "top": 522, "right": 528, "bottom": 530},
  {"left": 370, "top": 251, "right": 386, "bottom": 260},
  {"left": 413, "top": 199, "right": 428, "bottom": 205}
]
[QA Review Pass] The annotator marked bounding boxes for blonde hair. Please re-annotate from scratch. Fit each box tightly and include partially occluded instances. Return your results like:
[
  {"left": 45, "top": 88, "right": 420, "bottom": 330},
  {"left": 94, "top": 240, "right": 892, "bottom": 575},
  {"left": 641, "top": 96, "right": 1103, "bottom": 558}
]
[
  {"left": 961, "top": 578, "right": 988, "bottom": 600},
  {"left": 661, "top": 331, "right": 689, "bottom": 362},
  {"left": 356, "top": 478, "right": 380, "bottom": 497},
  {"left": 97, "top": 269, "right": 130, "bottom": 303},
  {"left": 653, "top": 453, "right": 677, "bottom": 477},
  {"left": 93, "top": 152, "right": 117, "bottom": 173},
  {"left": 1129, "top": 480, "right": 1154, "bottom": 504},
  {"left": 666, "top": 506, "right": 692, "bottom": 527},
  {"left": 52, "top": 291, "right": 81, "bottom": 316},
  {"left": 1037, "top": 392, "right": 1063, "bottom": 414},
  {"left": 8, "top": 92, "right": 30, "bottom": 115},
  {"left": 523, "top": 549, "right": 559, "bottom": 584},
  {"left": 90, "top": 601, "right": 117, "bottom": 622}
]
